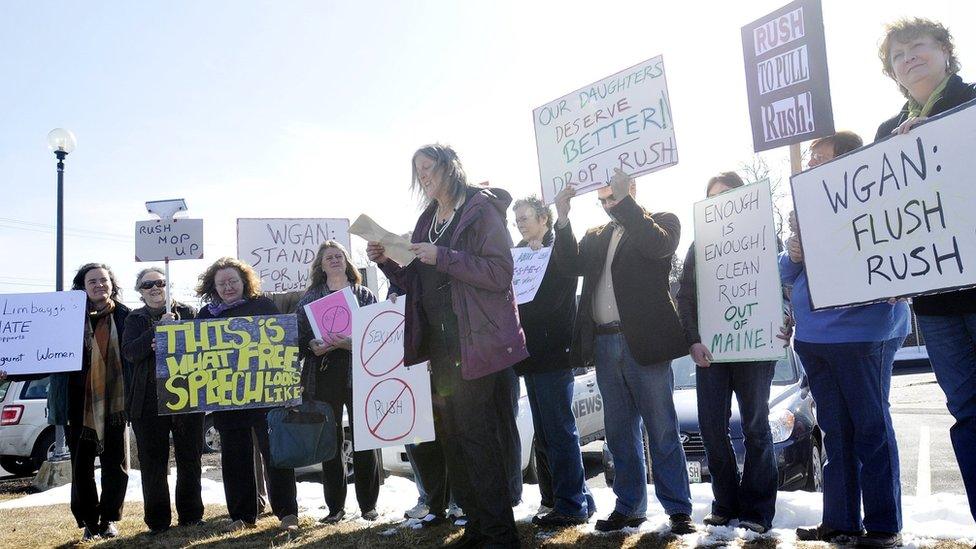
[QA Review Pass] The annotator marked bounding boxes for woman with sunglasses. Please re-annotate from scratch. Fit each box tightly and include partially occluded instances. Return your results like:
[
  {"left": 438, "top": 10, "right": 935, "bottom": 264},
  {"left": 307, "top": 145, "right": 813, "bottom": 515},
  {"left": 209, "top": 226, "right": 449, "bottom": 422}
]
[{"left": 121, "top": 267, "right": 204, "bottom": 535}]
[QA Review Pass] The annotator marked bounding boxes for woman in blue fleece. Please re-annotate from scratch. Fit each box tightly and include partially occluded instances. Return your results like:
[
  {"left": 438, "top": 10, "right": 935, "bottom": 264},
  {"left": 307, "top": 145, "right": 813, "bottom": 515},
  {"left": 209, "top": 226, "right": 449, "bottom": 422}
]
[{"left": 784, "top": 131, "right": 910, "bottom": 549}]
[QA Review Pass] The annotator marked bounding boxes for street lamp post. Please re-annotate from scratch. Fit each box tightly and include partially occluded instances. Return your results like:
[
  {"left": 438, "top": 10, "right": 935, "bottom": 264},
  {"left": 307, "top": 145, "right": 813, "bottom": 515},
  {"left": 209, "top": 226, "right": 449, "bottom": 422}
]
[{"left": 44, "top": 128, "right": 76, "bottom": 465}]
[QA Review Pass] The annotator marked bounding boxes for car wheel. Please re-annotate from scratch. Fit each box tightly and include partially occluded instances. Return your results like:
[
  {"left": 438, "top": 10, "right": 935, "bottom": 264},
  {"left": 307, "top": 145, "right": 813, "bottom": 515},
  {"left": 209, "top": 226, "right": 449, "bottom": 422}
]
[
  {"left": 203, "top": 416, "right": 221, "bottom": 453},
  {"left": 522, "top": 438, "right": 538, "bottom": 484},
  {"left": 0, "top": 455, "right": 38, "bottom": 477},
  {"left": 343, "top": 429, "right": 355, "bottom": 483},
  {"left": 804, "top": 436, "right": 824, "bottom": 492},
  {"left": 602, "top": 441, "right": 615, "bottom": 487},
  {"left": 31, "top": 428, "right": 56, "bottom": 469}
]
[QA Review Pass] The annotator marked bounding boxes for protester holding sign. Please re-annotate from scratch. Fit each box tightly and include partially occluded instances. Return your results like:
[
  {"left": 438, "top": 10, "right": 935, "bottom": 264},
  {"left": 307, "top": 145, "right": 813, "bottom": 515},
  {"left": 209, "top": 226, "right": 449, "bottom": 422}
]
[
  {"left": 121, "top": 267, "right": 203, "bottom": 534},
  {"left": 195, "top": 257, "right": 299, "bottom": 532},
  {"left": 65, "top": 263, "right": 131, "bottom": 541},
  {"left": 550, "top": 170, "right": 695, "bottom": 535},
  {"left": 296, "top": 240, "right": 380, "bottom": 524},
  {"left": 785, "top": 133, "right": 910, "bottom": 547},
  {"left": 366, "top": 144, "right": 527, "bottom": 548},
  {"left": 510, "top": 195, "right": 596, "bottom": 528},
  {"left": 676, "top": 172, "right": 778, "bottom": 534},
  {"left": 875, "top": 18, "right": 976, "bottom": 523}
]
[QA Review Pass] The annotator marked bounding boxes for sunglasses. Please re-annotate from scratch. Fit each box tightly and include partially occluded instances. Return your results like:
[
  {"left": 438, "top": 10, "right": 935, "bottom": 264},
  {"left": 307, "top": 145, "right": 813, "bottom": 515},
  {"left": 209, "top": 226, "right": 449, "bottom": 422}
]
[{"left": 139, "top": 279, "right": 167, "bottom": 290}]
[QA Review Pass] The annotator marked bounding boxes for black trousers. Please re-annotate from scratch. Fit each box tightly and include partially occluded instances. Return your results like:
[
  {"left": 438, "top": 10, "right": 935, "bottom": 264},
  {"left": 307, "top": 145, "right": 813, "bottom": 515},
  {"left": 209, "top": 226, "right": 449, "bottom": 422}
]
[
  {"left": 131, "top": 413, "right": 204, "bottom": 529},
  {"left": 68, "top": 420, "right": 128, "bottom": 530},
  {"left": 218, "top": 417, "right": 298, "bottom": 523},
  {"left": 317, "top": 364, "right": 381, "bottom": 515},
  {"left": 430, "top": 346, "right": 520, "bottom": 547}
]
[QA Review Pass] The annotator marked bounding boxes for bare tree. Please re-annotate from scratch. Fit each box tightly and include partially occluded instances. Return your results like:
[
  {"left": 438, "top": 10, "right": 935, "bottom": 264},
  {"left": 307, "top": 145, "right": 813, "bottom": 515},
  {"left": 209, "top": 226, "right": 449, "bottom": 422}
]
[{"left": 740, "top": 155, "right": 792, "bottom": 241}]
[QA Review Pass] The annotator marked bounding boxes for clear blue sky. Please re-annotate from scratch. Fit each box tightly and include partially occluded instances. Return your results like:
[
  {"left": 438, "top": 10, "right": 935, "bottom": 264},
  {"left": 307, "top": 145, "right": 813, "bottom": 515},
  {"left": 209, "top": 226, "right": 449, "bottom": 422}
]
[{"left": 1, "top": 0, "right": 972, "bottom": 304}]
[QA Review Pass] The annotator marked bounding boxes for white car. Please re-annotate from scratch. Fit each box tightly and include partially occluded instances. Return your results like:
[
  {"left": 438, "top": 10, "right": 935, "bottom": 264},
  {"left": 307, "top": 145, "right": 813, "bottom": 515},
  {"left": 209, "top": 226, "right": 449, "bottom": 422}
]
[
  {"left": 0, "top": 377, "right": 56, "bottom": 477},
  {"left": 380, "top": 368, "right": 605, "bottom": 480}
]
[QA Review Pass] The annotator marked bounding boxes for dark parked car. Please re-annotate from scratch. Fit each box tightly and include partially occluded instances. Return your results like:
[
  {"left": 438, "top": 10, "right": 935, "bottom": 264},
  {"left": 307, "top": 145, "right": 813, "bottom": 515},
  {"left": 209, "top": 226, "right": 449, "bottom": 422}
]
[{"left": 604, "top": 348, "right": 822, "bottom": 492}]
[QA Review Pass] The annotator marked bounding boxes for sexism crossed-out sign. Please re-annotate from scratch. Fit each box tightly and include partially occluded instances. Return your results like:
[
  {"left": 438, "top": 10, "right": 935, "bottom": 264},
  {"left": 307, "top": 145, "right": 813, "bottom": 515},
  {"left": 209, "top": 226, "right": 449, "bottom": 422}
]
[
  {"left": 154, "top": 314, "right": 302, "bottom": 415},
  {"left": 237, "top": 218, "right": 351, "bottom": 292},
  {"left": 352, "top": 298, "right": 434, "bottom": 451},
  {"left": 694, "top": 180, "right": 785, "bottom": 361},
  {"left": 791, "top": 101, "right": 976, "bottom": 309},
  {"left": 532, "top": 55, "right": 678, "bottom": 205}
]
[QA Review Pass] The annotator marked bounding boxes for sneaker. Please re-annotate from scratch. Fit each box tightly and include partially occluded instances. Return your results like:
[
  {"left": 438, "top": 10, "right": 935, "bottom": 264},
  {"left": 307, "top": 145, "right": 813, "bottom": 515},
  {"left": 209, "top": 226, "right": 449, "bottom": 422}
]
[
  {"left": 320, "top": 510, "right": 345, "bottom": 524},
  {"left": 535, "top": 504, "right": 554, "bottom": 517},
  {"left": 796, "top": 524, "right": 864, "bottom": 543},
  {"left": 223, "top": 519, "right": 257, "bottom": 533},
  {"left": 669, "top": 513, "right": 696, "bottom": 535},
  {"left": 532, "top": 511, "right": 589, "bottom": 528},
  {"left": 738, "top": 520, "right": 768, "bottom": 534},
  {"left": 404, "top": 501, "right": 431, "bottom": 520},
  {"left": 594, "top": 510, "right": 646, "bottom": 532},
  {"left": 280, "top": 514, "right": 300, "bottom": 531},
  {"left": 857, "top": 531, "right": 903, "bottom": 548},
  {"left": 99, "top": 522, "right": 119, "bottom": 538},
  {"left": 703, "top": 513, "right": 730, "bottom": 527},
  {"left": 81, "top": 527, "right": 100, "bottom": 542},
  {"left": 361, "top": 509, "right": 379, "bottom": 521}
]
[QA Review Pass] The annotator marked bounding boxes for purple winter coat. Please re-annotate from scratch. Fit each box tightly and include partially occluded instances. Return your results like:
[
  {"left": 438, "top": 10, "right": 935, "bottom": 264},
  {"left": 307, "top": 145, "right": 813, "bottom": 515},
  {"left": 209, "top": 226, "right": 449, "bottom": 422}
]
[{"left": 380, "top": 186, "right": 528, "bottom": 380}]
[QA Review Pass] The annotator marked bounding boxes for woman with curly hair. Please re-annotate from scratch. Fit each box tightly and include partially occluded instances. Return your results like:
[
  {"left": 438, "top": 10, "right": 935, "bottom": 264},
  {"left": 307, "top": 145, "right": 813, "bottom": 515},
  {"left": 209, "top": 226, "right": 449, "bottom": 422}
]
[{"left": 195, "top": 257, "right": 299, "bottom": 532}]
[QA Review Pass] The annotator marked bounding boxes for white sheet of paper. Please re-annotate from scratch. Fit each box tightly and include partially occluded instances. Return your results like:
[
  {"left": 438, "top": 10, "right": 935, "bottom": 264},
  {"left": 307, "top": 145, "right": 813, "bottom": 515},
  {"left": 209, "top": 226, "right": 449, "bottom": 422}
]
[
  {"left": 349, "top": 214, "right": 415, "bottom": 267},
  {"left": 511, "top": 246, "right": 552, "bottom": 305}
]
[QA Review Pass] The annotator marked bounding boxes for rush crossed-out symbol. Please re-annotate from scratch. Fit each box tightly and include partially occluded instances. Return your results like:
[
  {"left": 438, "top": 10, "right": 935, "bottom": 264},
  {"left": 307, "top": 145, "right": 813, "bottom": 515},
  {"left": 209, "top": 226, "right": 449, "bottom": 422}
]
[
  {"left": 319, "top": 305, "right": 350, "bottom": 335},
  {"left": 364, "top": 378, "right": 416, "bottom": 441}
]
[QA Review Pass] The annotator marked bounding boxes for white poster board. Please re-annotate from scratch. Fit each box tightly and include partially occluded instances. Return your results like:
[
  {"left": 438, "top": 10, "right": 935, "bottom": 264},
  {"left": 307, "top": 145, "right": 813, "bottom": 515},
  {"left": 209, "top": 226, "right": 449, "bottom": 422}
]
[
  {"left": 135, "top": 219, "right": 204, "bottom": 261},
  {"left": 511, "top": 247, "right": 552, "bottom": 305},
  {"left": 694, "top": 180, "right": 785, "bottom": 361},
  {"left": 0, "top": 291, "right": 86, "bottom": 375},
  {"left": 352, "top": 298, "right": 435, "bottom": 451},
  {"left": 790, "top": 101, "right": 976, "bottom": 309},
  {"left": 533, "top": 55, "right": 678, "bottom": 205},
  {"left": 237, "top": 218, "right": 351, "bottom": 293}
]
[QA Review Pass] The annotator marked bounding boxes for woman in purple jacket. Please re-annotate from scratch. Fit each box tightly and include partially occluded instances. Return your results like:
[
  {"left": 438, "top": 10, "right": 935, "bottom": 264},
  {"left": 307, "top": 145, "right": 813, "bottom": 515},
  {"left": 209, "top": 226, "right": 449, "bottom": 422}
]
[{"left": 367, "top": 144, "right": 528, "bottom": 549}]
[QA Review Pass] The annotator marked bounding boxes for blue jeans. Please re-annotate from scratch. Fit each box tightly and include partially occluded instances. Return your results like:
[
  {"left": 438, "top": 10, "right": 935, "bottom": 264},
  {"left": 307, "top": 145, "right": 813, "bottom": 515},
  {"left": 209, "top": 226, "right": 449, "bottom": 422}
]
[
  {"left": 795, "top": 337, "right": 904, "bottom": 533},
  {"left": 916, "top": 314, "right": 976, "bottom": 521},
  {"left": 524, "top": 369, "right": 595, "bottom": 518},
  {"left": 594, "top": 333, "right": 692, "bottom": 517},
  {"left": 696, "top": 361, "right": 777, "bottom": 528}
]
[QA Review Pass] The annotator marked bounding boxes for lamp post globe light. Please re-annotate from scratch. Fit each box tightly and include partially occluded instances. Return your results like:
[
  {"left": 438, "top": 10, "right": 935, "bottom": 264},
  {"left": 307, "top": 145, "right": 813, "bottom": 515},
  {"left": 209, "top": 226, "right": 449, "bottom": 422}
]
[{"left": 46, "top": 128, "right": 76, "bottom": 292}]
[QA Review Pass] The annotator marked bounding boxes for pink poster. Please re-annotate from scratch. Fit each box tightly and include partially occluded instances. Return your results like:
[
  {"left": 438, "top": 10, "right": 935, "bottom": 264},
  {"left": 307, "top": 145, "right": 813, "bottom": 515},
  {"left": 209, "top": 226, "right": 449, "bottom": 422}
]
[{"left": 303, "top": 286, "right": 359, "bottom": 345}]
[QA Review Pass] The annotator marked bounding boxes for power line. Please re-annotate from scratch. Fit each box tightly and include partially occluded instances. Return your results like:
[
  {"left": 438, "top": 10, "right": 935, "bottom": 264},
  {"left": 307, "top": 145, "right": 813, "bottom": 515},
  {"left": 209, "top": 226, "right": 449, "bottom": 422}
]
[{"left": 0, "top": 217, "right": 132, "bottom": 243}]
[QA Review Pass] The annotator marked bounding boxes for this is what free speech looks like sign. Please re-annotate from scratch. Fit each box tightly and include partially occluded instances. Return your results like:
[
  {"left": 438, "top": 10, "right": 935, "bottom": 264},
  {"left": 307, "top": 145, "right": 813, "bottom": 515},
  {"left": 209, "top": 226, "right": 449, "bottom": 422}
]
[
  {"left": 741, "top": 0, "right": 834, "bottom": 152},
  {"left": 694, "top": 181, "right": 785, "bottom": 362},
  {"left": 237, "top": 218, "right": 351, "bottom": 293},
  {"left": 532, "top": 55, "right": 677, "bottom": 205},
  {"left": 154, "top": 314, "right": 302, "bottom": 415},
  {"left": 790, "top": 101, "right": 976, "bottom": 309}
]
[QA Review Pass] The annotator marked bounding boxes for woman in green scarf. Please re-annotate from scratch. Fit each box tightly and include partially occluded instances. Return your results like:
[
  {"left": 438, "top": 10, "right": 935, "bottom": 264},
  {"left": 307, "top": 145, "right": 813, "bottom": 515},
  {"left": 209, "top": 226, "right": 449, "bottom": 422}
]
[{"left": 875, "top": 17, "right": 976, "bottom": 535}]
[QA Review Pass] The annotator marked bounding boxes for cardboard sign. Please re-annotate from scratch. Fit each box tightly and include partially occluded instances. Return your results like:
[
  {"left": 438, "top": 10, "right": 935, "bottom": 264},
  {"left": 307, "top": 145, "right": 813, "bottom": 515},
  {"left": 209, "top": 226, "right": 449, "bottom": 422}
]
[
  {"left": 154, "top": 314, "right": 302, "bottom": 415},
  {"left": 741, "top": 0, "right": 834, "bottom": 152},
  {"left": 237, "top": 218, "right": 351, "bottom": 293},
  {"left": 790, "top": 101, "right": 976, "bottom": 309},
  {"left": 694, "top": 181, "right": 785, "bottom": 361},
  {"left": 0, "top": 291, "right": 86, "bottom": 375},
  {"left": 511, "top": 247, "right": 552, "bottom": 305},
  {"left": 303, "top": 286, "right": 358, "bottom": 344},
  {"left": 135, "top": 219, "right": 204, "bottom": 261},
  {"left": 533, "top": 55, "right": 678, "bottom": 205},
  {"left": 352, "top": 298, "right": 435, "bottom": 451}
]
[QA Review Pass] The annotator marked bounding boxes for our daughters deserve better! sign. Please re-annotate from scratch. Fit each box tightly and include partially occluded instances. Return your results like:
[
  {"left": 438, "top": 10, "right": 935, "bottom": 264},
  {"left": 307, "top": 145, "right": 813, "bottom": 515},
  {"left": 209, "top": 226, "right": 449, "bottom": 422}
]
[{"left": 533, "top": 55, "right": 677, "bottom": 205}]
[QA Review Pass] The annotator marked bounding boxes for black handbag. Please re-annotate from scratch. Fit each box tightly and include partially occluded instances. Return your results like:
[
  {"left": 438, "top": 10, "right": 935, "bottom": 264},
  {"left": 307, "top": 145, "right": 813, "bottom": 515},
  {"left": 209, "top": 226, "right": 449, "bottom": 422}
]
[{"left": 267, "top": 399, "right": 337, "bottom": 469}]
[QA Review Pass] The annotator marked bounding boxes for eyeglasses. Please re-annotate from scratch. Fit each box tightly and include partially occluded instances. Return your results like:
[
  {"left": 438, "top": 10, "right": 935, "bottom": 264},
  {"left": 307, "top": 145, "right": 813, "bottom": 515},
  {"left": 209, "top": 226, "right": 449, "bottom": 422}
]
[
  {"left": 216, "top": 279, "right": 242, "bottom": 289},
  {"left": 139, "top": 280, "right": 167, "bottom": 290}
]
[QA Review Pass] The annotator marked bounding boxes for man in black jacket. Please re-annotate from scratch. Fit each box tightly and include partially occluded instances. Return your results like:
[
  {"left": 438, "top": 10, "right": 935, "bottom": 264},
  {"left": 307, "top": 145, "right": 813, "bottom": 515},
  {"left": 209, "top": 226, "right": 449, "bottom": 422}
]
[
  {"left": 512, "top": 195, "right": 595, "bottom": 528},
  {"left": 551, "top": 169, "right": 694, "bottom": 534}
]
